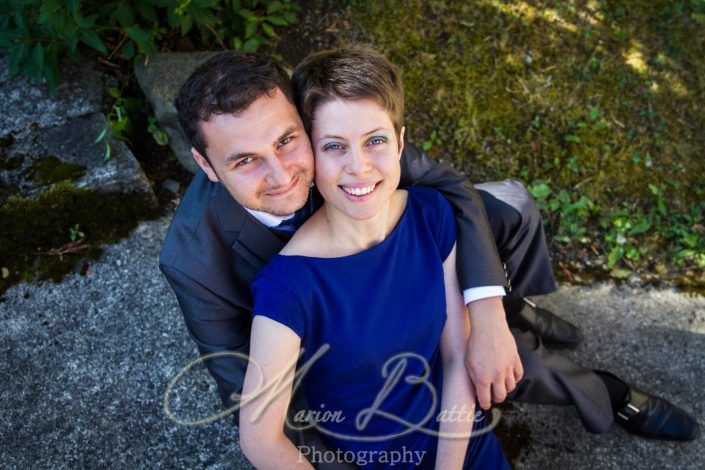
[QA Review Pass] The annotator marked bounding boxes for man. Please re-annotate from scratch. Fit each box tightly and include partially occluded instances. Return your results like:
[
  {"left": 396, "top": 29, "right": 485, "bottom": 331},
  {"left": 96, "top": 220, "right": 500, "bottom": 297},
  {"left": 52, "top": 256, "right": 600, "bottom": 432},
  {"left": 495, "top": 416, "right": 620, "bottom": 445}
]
[{"left": 159, "top": 50, "right": 697, "bottom": 461}]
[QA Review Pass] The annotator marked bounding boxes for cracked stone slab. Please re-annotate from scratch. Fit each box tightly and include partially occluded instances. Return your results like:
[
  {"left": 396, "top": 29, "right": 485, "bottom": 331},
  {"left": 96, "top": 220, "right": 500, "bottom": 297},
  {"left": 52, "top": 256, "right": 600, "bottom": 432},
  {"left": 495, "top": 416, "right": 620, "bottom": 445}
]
[
  {"left": 0, "top": 54, "right": 111, "bottom": 139},
  {"left": 3, "top": 113, "right": 155, "bottom": 200}
]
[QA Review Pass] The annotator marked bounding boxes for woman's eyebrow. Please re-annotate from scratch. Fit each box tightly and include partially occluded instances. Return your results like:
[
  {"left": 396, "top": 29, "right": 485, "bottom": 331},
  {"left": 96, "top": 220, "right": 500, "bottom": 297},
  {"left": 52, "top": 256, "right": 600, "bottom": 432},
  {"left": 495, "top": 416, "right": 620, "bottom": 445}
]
[{"left": 318, "top": 127, "right": 389, "bottom": 140}]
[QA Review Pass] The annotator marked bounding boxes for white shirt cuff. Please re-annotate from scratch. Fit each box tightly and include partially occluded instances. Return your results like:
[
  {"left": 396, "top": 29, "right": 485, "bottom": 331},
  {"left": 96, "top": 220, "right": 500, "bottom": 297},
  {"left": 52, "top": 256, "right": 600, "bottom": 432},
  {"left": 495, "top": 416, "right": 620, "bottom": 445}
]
[{"left": 463, "top": 286, "right": 506, "bottom": 306}]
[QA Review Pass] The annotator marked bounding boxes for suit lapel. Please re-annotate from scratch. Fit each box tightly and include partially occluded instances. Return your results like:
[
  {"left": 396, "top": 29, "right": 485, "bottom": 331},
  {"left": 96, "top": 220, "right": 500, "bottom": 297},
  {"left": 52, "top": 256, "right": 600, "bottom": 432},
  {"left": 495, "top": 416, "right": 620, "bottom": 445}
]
[{"left": 212, "top": 183, "right": 287, "bottom": 272}]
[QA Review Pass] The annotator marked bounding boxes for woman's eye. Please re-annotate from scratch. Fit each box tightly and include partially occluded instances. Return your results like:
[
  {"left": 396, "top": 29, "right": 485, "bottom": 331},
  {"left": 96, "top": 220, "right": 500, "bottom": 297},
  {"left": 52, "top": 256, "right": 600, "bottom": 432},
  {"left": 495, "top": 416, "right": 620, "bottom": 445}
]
[
  {"left": 369, "top": 136, "right": 387, "bottom": 146},
  {"left": 323, "top": 143, "right": 343, "bottom": 152}
]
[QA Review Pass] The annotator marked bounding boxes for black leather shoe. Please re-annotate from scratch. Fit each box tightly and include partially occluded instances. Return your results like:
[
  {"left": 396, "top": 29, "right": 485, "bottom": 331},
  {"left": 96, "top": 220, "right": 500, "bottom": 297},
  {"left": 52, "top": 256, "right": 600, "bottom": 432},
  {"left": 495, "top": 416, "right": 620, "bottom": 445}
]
[
  {"left": 615, "top": 385, "right": 699, "bottom": 442},
  {"left": 506, "top": 298, "right": 581, "bottom": 349}
]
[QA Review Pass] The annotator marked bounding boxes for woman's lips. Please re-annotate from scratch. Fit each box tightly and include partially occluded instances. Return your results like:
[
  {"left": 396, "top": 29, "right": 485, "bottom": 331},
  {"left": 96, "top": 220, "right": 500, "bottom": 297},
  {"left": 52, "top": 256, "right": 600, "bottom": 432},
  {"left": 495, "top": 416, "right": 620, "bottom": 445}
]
[{"left": 339, "top": 181, "right": 380, "bottom": 201}]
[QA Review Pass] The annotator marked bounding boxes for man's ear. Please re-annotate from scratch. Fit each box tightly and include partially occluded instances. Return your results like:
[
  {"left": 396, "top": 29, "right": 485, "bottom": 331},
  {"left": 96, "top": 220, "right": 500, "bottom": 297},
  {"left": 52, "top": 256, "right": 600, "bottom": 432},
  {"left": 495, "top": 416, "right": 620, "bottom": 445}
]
[
  {"left": 192, "top": 147, "right": 219, "bottom": 183},
  {"left": 397, "top": 126, "right": 405, "bottom": 158}
]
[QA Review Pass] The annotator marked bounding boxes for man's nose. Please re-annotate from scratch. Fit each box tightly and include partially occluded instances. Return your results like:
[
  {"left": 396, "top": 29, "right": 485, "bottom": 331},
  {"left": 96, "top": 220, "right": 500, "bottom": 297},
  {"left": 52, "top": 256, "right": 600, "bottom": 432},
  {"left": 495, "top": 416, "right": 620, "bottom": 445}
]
[
  {"left": 345, "top": 147, "right": 372, "bottom": 175},
  {"left": 266, "top": 156, "right": 292, "bottom": 186}
]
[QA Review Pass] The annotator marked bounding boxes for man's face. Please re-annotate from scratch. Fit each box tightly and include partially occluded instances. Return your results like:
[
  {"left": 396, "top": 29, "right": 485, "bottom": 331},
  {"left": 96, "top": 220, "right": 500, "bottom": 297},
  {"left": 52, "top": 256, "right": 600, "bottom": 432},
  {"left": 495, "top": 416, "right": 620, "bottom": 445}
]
[{"left": 192, "top": 89, "right": 314, "bottom": 216}]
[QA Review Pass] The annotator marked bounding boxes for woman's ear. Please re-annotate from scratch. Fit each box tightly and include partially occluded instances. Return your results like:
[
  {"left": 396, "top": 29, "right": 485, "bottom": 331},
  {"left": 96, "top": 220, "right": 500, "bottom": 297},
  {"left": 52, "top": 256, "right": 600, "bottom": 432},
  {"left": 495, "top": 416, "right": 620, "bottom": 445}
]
[{"left": 397, "top": 126, "right": 405, "bottom": 157}]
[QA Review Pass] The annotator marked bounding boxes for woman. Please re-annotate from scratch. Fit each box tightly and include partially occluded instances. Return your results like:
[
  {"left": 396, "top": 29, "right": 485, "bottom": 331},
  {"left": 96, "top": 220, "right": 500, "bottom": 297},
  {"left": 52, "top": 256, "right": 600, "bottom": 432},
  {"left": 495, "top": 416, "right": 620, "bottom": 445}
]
[{"left": 239, "top": 45, "right": 510, "bottom": 469}]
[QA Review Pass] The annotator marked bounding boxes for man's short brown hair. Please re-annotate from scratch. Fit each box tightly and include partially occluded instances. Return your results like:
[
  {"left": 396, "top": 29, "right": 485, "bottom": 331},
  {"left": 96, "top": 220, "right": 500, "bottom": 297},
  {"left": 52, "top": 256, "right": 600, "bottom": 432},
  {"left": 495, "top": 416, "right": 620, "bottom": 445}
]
[
  {"left": 291, "top": 45, "right": 404, "bottom": 136},
  {"left": 175, "top": 51, "right": 294, "bottom": 160}
]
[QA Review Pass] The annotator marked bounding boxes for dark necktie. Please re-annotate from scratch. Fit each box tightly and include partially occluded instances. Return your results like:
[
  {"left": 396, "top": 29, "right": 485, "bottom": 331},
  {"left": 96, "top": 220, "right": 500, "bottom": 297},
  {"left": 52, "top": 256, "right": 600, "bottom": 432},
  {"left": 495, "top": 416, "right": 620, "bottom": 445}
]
[{"left": 273, "top": 194, "right": 314, "bottom": 233}]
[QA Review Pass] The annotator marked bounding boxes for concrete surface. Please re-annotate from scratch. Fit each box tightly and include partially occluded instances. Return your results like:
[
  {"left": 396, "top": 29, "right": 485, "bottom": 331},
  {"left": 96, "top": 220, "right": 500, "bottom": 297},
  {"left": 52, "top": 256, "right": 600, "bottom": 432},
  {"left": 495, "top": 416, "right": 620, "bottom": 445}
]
[{"left": 1, "top": 216, "right": 703, "bottom": 469}]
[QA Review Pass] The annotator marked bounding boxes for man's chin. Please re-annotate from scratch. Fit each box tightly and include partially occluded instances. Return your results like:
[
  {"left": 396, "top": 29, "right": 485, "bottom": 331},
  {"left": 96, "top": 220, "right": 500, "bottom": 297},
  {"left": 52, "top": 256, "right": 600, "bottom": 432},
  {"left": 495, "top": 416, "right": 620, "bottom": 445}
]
[{"left": 252, "top": 194, "right": 309, "bottom": 216}]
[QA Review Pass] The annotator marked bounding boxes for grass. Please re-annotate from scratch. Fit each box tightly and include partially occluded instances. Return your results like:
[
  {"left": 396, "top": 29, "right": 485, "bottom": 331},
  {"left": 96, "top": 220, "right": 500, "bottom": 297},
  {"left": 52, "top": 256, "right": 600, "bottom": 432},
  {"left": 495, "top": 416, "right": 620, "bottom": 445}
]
[{"left": 333, "top": 0, "right": 705, "bottom": 290}]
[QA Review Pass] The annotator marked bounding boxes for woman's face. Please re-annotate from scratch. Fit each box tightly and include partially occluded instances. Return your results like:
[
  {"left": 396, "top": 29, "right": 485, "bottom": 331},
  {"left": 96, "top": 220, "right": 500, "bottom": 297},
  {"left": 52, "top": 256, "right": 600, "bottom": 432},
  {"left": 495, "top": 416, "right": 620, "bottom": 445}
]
[{"left": 311, "top": 98, "right": 404, "bottom": 221}]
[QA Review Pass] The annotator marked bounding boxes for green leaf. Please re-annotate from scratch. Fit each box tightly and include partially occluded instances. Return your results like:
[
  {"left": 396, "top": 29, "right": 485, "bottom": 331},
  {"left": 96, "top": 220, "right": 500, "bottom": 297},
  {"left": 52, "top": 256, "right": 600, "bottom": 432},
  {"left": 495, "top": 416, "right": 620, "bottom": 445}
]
[
  {"left": 245, "top": 20, "right": 257, "bottom": 39},
  {"left": 192, "top": 0, "right": 220, "bottom": 6},
  {"left": 94, "top": 127, "right": 107, "bottom": 143},
  {"left": 238, "top": 8, "right": 254, "bottom": 20},
  {"left": 66, "top": 34, "right": 79, "bottom": 56},
  {"left": 267, "top": 1, "right": 282, "bottom": 14},
  {"left": 80, "top": 30, "right": 107, "bottom": 54},
  {"left": 588, "top": 106, "right": 599, "bottom": 122},
  {"left": 124, "top": 25, "right": 150, "bottom": 43},
  {"left": 242, "top": 37, "right": 259, "bottom": 52},
  {"left": 0, "top": 30, "right": 19, "bottom": 48},
  {"left": 32, "top": 42, "right": 44, "bottom": 70},
  {"left": 103, "top": 142, "right": 111, "bottom": 162},
  {"left": 68, "top": 0, "right": 80, "bottom": 17},
  {"left": 628, "top": 219, "right": 652, "bottom": 235},
  {"left": 134, "top": 2, "right": 157, "bottom": 22},
  {"left": 266, "top": 15, "right": 287, "bottom": 26},
  {"left": 528, "top": 181, "right": 552, "bottom": 200},
  {"left": 564, "top": 134, "right": 581, "bottom": 143},
  {"left": 188, "top": 5, "right": 218, "bottom": 26},
  {"left": 116, "top": 2, "right": 134, "bottom": 27},
  {"left": 120, "top": 41, "right": 134, "bottom": 60},
  {"left": 231, "top": 36, "right": 242, "bottom": 49},
  {"left": 283, "top": 11, "right": 297, "bottom": 23},
  {"left": 80, "top": 13, "right": 98, "bottom": 29},
  {"left": 180, "top": 14, "right": 193, "bottom": 35},
  {"left": 262, "top": 22, "right": 275, "bottom": 37}
]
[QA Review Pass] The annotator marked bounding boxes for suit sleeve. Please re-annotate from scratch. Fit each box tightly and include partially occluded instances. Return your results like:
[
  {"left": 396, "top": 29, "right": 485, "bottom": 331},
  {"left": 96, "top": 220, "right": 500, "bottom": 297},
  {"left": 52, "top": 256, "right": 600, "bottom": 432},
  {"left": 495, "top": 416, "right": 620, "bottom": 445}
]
[
  {"left": 160, "top": 263, "right": 251, "bottom": 425},
  {"left": 398, "top": 140, "right": 507, "bottom": 291}
]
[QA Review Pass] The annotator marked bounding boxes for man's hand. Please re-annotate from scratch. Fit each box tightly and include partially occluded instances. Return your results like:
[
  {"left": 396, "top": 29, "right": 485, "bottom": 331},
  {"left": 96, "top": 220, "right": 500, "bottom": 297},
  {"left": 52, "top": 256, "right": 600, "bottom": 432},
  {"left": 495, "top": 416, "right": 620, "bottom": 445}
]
[{"left": 465, "top": 296, "right": 523, "bottom": 410}]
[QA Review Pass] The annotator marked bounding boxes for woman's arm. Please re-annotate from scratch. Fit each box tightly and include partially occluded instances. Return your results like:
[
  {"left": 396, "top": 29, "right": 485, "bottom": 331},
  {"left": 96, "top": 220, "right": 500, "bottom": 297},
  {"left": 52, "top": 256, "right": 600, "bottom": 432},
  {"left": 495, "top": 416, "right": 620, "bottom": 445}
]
[
  {"left": 435, "top": 244, "right": 476, "bottom": 470},
  {"left": 239, "top": 316, "right": 313, "bottom": 469}
]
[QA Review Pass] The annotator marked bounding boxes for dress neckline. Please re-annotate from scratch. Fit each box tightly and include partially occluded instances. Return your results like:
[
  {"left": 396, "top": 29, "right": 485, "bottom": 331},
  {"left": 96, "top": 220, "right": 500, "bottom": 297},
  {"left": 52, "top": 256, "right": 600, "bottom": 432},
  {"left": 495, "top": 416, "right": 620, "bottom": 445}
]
[{"left": 275, "top": 190, "right": 412, "bottom": 262}]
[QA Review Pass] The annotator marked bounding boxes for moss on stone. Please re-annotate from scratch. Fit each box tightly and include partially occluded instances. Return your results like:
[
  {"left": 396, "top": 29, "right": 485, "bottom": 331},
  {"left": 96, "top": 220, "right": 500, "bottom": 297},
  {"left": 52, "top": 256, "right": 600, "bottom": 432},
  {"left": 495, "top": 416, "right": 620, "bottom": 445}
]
[
  {"left": 0, "top": 181, "right": 159, "bottom": 294},
  {"left": 29, "top": 155, "right": 87, "bottom": 186}
]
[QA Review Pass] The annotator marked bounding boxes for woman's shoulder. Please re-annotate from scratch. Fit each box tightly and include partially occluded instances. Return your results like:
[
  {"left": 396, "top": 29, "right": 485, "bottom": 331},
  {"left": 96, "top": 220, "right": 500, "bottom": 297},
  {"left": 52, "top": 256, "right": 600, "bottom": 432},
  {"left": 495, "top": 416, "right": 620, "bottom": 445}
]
[{"left": 279, "top": 209, "right": 329, "bottom": 257}]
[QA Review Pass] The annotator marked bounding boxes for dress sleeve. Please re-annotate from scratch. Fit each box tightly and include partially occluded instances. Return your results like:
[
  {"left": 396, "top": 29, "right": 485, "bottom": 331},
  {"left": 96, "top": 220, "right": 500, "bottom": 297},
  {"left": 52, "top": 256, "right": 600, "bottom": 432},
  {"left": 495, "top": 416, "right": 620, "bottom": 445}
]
[{"left": 251, "top": 273, "right": 306, "bottom": 339}]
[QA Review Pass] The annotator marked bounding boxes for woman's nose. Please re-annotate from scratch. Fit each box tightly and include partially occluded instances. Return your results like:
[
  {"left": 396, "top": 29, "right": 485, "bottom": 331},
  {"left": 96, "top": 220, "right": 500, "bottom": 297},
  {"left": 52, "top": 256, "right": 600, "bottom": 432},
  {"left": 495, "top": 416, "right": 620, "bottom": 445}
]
[{"left": 345, "top": 147, "right": 372, "bottom": 175}]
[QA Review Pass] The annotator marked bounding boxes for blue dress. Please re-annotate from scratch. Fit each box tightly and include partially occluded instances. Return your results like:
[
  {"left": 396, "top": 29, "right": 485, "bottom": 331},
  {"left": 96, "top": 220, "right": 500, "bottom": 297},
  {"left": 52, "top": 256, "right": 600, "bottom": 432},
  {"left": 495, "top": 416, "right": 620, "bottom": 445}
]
[{"left": 252, "top": 187, "right": 509, "bottom": 469}]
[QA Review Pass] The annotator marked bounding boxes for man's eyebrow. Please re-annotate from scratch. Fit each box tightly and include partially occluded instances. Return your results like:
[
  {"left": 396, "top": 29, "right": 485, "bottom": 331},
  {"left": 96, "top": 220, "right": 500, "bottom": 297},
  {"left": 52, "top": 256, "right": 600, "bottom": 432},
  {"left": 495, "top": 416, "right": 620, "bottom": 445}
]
[
  {"left": 223, "top": 151, "right": 253, "bottom": 167},
  {"left": 275, "top": 125, "right": 302, "bottom": 143}
]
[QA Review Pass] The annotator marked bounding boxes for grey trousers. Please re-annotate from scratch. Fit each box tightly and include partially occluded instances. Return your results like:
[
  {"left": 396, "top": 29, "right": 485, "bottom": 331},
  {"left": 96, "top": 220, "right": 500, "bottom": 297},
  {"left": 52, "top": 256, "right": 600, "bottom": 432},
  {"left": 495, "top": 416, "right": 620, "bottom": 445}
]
[{"left": 478, "top": 180, "right": 614, "bottom": 433}]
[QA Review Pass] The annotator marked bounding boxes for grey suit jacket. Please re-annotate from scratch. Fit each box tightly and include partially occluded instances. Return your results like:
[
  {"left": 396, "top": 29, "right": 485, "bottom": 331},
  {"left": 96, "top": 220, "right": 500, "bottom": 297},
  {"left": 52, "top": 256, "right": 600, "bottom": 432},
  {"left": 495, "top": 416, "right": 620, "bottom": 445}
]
[{"left": 159, "top": 142, "right": 505, "bottom": 420}]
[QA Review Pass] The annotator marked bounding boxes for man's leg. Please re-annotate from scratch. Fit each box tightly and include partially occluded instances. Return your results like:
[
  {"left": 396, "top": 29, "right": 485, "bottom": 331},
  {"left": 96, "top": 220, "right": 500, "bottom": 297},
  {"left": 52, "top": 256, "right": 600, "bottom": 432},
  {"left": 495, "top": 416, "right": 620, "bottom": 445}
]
[
  {"left": 477, "top": 179, "right": 698, "bottom": 441},
  {"left": 476, "top": 179, "right": 580, "bottom": 349}
]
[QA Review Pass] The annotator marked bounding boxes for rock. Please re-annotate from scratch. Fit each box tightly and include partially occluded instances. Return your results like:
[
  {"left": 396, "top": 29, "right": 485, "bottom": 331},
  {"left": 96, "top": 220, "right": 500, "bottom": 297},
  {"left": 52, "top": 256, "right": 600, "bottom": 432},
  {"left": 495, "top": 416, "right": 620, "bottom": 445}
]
[
  {"left": 162, "top": 178, "right": 181, "bottom": 195},
  {"left": 134, "top": 52, "right": 219, "bottom": 174},
  {"left": 3, "top": 113, "right": 155, "bottom": 201},
  {"left": 0, "top": 54, "right": 111, "bottom": 139}
]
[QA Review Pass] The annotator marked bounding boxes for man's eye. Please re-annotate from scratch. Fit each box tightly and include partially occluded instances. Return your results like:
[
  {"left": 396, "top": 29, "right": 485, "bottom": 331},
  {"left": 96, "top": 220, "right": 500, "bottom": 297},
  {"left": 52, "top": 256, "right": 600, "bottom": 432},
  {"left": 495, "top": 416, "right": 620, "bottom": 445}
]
[
  {"left": 235, "top": 156, "right": 255, "bottom": 168},
  {"left": 279, "top": 136, "right": 293, "bottom": 147}
]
